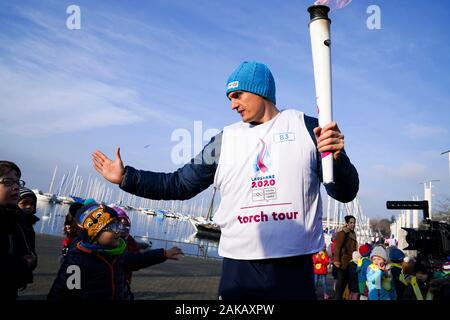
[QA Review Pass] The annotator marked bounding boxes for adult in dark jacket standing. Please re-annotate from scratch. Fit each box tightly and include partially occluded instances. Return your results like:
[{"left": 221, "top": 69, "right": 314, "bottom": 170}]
[
  {"left": 333, "top": 215, "right": 358, "bottom": 300},
  {"left": 92, "top": 61, "right": 359, "bottom": 299},
  {"left": 0, "top": 161, "right": 37, "bottom": 300},
  {"left": 48, "top": 203, "right": 183, "bottom": 300}
]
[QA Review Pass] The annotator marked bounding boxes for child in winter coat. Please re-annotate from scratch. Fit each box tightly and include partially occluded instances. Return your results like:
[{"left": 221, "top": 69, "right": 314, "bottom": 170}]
[
  {"left": 430, "top": 260, "right": 450, "bottom": 300},
  {"left": 61, "top": 202, "right": 83, "bottom": 257},
  {"left": 356, "top": 243, "right": 371, "bottom": 299},
  {"left": 401, "top": 256, "right": 416, "bottom": 285},
  {"left": 48, "top": 203, "right": 183, "bottom": 300},
  {"left": 313, "top": 247, "right": 330, "bottom": 299},
  {"left": 16, "top": 187, "right": 40, "bottom": 286},
  {"left": 17, "top": 187, "right": 39, "bottom": 254},
  {"left": 388, "top": 247, "right": 406, "bottom": 300},
  {"left": 17, "top": 187, "right": 40, "bottom": 229},
  {"left": 403, "top": 262, "right": 433, "bottom": 300},
  {"left": 327, "top": 234, "right": 338, "bottom": 294},
  {"left": 366, "top": 246, "right": 397, "bottom": 300},
  {"left": 110, "top": 204, "right": 149, "bottom": 300},
  {"left": 347, "top": 251, "right": 361, "bottom": 300}
]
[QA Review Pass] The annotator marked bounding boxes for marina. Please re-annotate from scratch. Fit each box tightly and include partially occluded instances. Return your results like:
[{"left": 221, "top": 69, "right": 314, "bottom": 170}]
[{"left": 34, "top": 200, "right": 222, "bottom": 259}]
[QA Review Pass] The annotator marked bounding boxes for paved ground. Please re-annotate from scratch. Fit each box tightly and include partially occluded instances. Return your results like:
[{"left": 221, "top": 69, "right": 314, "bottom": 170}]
[{"left": 18, "top": 234, "right": 222, "bottom": 300}]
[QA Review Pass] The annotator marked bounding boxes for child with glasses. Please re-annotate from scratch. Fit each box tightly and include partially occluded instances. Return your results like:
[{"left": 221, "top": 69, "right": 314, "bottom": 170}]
[
  {"left": 0, "top": 160, "right": 37, "bottom": 300},
  {"left": 48, "top": 203, "right": 183, "bottom": 300},
  {"left": 110, "top": 205, "right": 149, "bottom": 300}
]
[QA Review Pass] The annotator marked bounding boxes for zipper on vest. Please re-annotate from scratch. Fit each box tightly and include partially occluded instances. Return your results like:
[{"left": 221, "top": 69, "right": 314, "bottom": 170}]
[{"left": 97, "top": 254, "right": 118, "bottom": 299}]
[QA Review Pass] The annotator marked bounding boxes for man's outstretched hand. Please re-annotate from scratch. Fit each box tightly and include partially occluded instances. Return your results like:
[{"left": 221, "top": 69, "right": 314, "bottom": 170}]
[
  {"left": 164, "top": 247, "right": 184, "bottom": 260},
  {"left": 92, "top": 147, "right": 125, "bottom": 185}
]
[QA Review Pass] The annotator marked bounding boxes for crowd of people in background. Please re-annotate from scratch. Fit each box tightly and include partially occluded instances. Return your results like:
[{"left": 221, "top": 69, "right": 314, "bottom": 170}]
[{"left": 313, "top": 215, "right": 450, "bottom": 300}]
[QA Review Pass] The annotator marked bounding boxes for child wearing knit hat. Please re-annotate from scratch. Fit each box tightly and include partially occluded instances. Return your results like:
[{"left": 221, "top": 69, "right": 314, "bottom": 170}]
[
  {"left": 48, "top": 203, "right": 184, "bottom": 300},
  {"left": 61, "top": 202, "right": 83, "bottom": 257},
  {"left": 17, "top": 187, "right": 37, "bottom": 216},
  {"left": 17, "top": 186, "right": 40, "bottom": 236},
  {"left": 403, "top": 261, "right": 434, "bottom": 300},
  {"left": 388, "top": 247, "right": 407, "bottom": 300},
  {"left": 110, "top": 204, "right": 150, "bottom": 300},
  {"left": 16, "top": 187, "right": 40, "bottom": 280},
  {"left": 347, "top": 251, "right": 362, "bottom": 300},
  {"left": 356, "top": 244, "right": 372, "bottom": 299},
  {"left": 366, "top": 245, "right": 397, "bottom": 300}
]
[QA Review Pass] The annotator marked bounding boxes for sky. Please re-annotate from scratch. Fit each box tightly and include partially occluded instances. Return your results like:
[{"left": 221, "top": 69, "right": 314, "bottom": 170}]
[{"left": 1, "top": 0, "right": 449, "bottom": 219}]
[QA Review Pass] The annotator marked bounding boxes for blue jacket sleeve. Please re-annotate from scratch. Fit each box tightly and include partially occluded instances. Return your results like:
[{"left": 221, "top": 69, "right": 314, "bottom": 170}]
[
  {"left": 123, "top": 248, "right": 166, "bottom": 271},
  {"left": 304, "top": 115, "right": 359, "bottom": 203},
  {"left": 119, "top": 132, "right": 222, "bottom": 200}
]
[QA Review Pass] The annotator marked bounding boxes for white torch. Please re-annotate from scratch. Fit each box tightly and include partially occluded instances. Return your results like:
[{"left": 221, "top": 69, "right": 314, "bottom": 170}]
[{"left": 308, "top": 4, "right": 334, "bottom": 184}]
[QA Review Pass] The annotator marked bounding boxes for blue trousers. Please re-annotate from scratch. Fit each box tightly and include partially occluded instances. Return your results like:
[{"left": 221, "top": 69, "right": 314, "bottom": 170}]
[
  {"left": 315, "top": 274, "right": 328, "bottom": 293},
  {"left": 218, "top": 254, "right": 316, "bottom": 300}
]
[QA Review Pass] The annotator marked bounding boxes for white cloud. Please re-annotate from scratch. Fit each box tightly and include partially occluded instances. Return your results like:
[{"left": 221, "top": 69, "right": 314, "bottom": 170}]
[
  {"left": 403, "top": 123, "right": 446, "bottom": 139},
  {"left": 0, "top": 65, "right": 145, "bottom": 136},
  {"left": 0, "top": 4, "right": 195, "bottom": 137}
]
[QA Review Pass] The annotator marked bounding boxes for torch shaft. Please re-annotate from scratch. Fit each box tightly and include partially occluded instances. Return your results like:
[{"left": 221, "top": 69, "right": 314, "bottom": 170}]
[{"left": 308, "top": 5, "right": 334, "bottom": 184}]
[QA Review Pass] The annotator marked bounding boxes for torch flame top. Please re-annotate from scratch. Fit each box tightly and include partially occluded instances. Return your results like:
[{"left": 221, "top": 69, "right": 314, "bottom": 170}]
[
  {"left": 308, "top": 5, "right": 330, "bottom": 22},
  {"left": 314, "top": 0, "right": 352, "bottom": 11}
]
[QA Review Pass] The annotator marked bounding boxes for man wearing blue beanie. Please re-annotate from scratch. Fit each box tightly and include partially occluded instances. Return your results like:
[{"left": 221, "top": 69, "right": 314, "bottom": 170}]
[
  {"left": 227, "top": 61, "right": 276, "bottom": 103},
  {"left": 92, "top": 61, "right": 359, "bottom": 300}
]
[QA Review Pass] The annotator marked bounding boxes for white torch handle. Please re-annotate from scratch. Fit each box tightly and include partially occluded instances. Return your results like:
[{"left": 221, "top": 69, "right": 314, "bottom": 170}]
[{"left": 309, "top": 17, "right": 334, "bottom": 184}]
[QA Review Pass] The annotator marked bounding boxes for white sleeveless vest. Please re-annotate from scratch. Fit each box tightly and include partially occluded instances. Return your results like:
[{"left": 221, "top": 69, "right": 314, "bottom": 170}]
[{"left": 213, "top": 109, "right": 325, "bottom": 259}]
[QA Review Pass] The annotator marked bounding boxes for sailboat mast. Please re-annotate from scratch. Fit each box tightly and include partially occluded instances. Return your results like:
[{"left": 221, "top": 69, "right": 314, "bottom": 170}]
[
  {"left": 70, "top": 165, "right": 79, "bottom": 196},
  {"left": 57, "top": 173, "right": 66, "bottom": 196},
  {"left": 48, "top": 165, "right": 58, "bottom": 194}
]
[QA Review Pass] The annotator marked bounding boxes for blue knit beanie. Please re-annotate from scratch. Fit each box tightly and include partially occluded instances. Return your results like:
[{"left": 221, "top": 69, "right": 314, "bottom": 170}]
[
  {"left": 226, "top": 61, "right": 276, "bottom": 104},
  {"left": 389, "top": 247, "right": 405, "bottom": 262}
]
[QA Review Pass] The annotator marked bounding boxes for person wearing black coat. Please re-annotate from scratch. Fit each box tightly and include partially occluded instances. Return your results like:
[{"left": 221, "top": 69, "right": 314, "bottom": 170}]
[
  {"left": 0, "top": 161, "right": 37, "bottom": 300},
  {"left": 0, "top": 205, "right": 37, "bottom": 299},
  {"left": 47, "top": 203, "right": 183, "bottom": 300}
]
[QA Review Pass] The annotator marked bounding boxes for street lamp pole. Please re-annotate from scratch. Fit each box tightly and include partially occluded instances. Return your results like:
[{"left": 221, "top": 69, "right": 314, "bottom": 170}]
[
  {"left": 419, "top": 180, "right": 440, "bottom": 220},
  {"left": 441, "top": 150, "right": 450, "bottom": 193}
]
